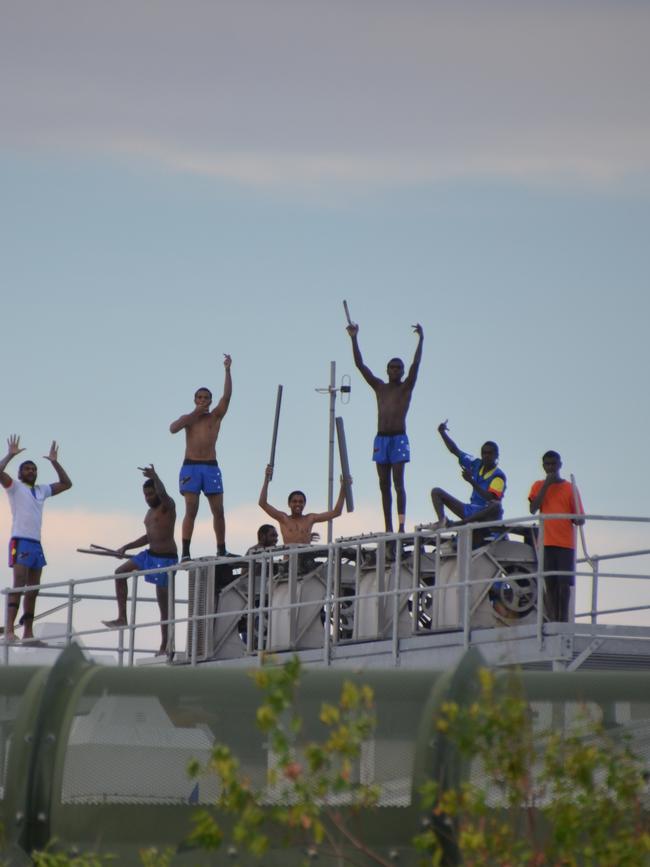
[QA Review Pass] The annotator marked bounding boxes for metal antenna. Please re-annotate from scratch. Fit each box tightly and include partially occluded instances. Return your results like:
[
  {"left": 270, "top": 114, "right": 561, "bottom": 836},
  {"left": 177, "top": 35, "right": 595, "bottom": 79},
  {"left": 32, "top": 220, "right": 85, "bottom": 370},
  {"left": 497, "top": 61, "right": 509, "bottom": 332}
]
[{"left": 315, "top": 362, "right": 352, "bottom": 542}]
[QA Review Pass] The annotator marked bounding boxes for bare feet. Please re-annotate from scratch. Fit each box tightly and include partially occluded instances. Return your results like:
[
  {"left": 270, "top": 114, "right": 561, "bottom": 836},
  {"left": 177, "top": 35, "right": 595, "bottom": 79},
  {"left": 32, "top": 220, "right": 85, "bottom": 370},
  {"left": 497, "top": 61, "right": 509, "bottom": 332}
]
[{"left": 102, "top": 618, "right": 127, "bottom": 628}]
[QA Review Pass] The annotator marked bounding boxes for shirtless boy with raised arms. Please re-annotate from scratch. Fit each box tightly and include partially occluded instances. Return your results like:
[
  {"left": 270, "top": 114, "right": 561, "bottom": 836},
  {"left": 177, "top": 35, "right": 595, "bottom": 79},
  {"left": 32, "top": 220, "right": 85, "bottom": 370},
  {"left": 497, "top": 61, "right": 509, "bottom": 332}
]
[
  {"left": 170, "top": 354, "right": 232, "bottom": 560},
  {"left": 258, "top": 465, "right": 351, "bottom": 544},
  {"left": 347, "top": 321, "right": 423, "bottom": 533}
]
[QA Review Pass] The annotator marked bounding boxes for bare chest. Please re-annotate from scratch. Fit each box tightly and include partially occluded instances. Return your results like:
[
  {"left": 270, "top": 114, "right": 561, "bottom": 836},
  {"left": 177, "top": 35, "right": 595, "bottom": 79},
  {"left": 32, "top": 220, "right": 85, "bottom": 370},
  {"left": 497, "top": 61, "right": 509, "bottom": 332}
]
[{"left": 280, "top": 515, "right": 313, "bottom": 544}]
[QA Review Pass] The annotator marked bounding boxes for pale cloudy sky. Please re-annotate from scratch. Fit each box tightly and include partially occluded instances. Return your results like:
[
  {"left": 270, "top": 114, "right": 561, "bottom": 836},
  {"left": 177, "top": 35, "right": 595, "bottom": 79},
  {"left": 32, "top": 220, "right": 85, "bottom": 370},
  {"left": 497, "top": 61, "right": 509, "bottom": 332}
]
[{"left": 2, "top": 0, "right": 649, "bottom": 647}]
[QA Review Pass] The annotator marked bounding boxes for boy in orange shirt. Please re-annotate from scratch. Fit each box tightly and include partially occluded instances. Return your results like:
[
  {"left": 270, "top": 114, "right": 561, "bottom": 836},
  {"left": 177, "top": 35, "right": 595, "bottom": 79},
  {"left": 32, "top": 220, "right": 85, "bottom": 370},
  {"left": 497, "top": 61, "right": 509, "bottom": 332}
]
[{"left": 529, "top": 451, "right": 584, "bottom": 622}]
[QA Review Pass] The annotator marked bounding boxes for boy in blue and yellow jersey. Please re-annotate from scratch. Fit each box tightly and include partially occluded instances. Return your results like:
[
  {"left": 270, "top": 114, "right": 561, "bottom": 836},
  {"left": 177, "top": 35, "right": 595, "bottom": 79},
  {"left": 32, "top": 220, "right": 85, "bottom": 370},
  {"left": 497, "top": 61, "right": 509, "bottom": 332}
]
[{"left": 430, "top": 420, "right": 506, "bottom": 531}]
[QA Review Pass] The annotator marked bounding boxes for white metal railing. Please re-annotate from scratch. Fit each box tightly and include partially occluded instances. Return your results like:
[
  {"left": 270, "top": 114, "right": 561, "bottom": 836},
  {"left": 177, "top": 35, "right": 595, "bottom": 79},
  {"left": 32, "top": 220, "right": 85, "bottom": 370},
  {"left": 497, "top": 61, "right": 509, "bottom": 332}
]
[{"left": 2, "top": 515, "right": 650, "bottom": 667}]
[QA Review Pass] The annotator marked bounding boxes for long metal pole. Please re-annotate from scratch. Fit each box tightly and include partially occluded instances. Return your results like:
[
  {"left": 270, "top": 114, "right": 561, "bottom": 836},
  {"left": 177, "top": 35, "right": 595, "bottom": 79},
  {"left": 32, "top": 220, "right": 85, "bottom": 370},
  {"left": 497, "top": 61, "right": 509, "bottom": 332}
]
[
  {"left": 336, "top": 416, "right": 354, "bottom": 512},
  {"left": 327, "top": 361, "right": 336, "bottom": 543},
  {"left": 268, "top": 385, "right": 283, "bottom": 477}
]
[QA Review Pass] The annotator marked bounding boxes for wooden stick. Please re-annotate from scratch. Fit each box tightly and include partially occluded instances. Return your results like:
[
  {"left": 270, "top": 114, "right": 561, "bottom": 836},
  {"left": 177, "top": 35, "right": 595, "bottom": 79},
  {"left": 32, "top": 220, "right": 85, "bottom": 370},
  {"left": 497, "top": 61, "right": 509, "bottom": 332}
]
[
  {"left": 343, "top": 300, "right": 353, "bottom": 326},
  {"left": 77, "top": 547, "right": 128, "bottom": 558},
  {"left": 268, "top": 384, "right": 283, "bottom": 479},
  {"left": 570, "top": 474, "right": 590, "bottom": 560},
  {"left": 336, "top": 416, "right": 354, "bottom": 513}
]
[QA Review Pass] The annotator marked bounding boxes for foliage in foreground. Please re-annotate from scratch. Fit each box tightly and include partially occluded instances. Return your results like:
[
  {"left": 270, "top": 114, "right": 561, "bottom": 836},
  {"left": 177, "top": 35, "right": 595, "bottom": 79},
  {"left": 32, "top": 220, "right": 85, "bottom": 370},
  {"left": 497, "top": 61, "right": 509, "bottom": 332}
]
[
  {"left": 4, "top": 659, "right": 650, "bottom": 866},
  {"left": 414, "top": 667, "right": 650, "bottom": 867},
  {"left": 187, "top": 660, "right": 650, "bottom": 866},
  {"left": 186, "top": 655, "right": 387, "bottom": 865}
]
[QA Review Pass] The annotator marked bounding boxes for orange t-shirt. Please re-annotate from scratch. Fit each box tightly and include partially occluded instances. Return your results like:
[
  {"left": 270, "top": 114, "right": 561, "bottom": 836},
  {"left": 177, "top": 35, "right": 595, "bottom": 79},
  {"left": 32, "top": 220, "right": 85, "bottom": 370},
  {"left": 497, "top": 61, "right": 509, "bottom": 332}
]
[{"left": 528, "top": 479, "right": 584, "bottom": 549}]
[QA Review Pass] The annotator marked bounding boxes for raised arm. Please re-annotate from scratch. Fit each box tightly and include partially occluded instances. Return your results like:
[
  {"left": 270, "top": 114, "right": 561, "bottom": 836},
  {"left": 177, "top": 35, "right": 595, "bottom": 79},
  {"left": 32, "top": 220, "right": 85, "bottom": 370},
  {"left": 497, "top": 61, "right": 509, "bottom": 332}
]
[
  {"left": 310, "top": 476, "right": 351, "bottom": 523},
  {"left": 44, "top": 441, "right": 72, "bottom": 496},
  {"left": 437, "top": 420, "right": 461, "bottom": 459},
  {"left": 139, "top": 464, "right": 174, "bottom": 511},
  {"left": 258, "top": 464, "right": 286, "bottom": 522},
  {"left": 212, "top": 354, "right": 233, "bottom": 418},
  {"left": 346, "top": 324, "right": 381, "bottom": 389},
  {"left": 0, "top": 434, "right": 23, "bottom": 488},
  {"left": 529, "top": 480, "right": 550, "bottom": 515},
  {"left": 404, "top": 324, "right": 424, "bottom": 387}
]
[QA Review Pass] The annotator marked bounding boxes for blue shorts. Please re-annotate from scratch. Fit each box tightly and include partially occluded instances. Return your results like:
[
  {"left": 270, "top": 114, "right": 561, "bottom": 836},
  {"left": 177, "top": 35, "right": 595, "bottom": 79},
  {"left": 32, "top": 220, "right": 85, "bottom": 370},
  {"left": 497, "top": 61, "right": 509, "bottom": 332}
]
[
  {"left": 463, "top": 502, "right": 503, "bottom": 520},
  {"left": 9, "top": 537, "right": 47, "bottom": 570},
  {"left": 372, "top": 434, "right": 410, "bottom": 465},
  {"left": 130, "top": 550, "right": 178, "bottom": 587},
  {"left": 179, "top": 461, "right": 223, "bottom": 495}
]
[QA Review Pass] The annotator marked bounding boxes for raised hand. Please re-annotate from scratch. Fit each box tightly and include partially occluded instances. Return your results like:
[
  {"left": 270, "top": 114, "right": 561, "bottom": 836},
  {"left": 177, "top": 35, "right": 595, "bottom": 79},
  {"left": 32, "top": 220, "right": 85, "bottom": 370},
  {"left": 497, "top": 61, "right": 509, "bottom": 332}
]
[
  {"left": 223, "top": 353, "right": 232, "bottom": 370},
  {"left": 438, "top": 419, "right": 449, "bottom": 435},
  {"left": 138, "top": 464, "right": 157, "bottom": 480},
  {"left": 7, "top": 434, "right": 24, "bottom": 458},
  {"left": 44, "top": 441, "right": 59, "bottom": 463},
  {"left": 346, "top": 323, "right": 359, "bottom": 338},
  {"left": 412, "top": 323, "right": 423, "bottom": 337}
]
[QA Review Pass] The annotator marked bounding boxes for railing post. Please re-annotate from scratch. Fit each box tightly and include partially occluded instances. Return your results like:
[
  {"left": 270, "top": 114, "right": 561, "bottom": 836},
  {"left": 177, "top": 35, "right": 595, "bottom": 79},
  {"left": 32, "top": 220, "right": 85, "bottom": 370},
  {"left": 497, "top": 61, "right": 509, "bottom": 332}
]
[
  {"left": 190, "top": 565, "right": 199, "bottom": 667},
  {"left": 411, "top": 532, "right": 421, "bottom": 636},
  {"left": 590, "top": 558, "right": 600, "bottom": 626},
  {"left": 458, "top": 526, "right": 472, "bottom": 648},
  {"left": 246, "top": 557, "right": 255, "bottom": 655},
  {"left": 117, "top": 626, "right": 125, "bottom": 667},
  {"left": 391, "top": 536, "right": 402, "bottom": 663},
  {"left": 128, "top": 574, "right": 139, "bottom": 667},
  {"left": 66, "top": 581, "right": 75, "bottom": 646},
  {"left": 323, "top": 543, "right": 334, "bottom": 665},
  {"left": 3, "top": 590, "right": 12, "bottom": 665},
  {"left": 536, "top": 518, "right": 545, "bottom": 649},
  {"left": 167, "top": 568, "right": 175, "bottom": 658},
  {"left": 258, "top": 557, "right": 268, "bottom": 654},
  {"left": 288, "top": 551, "right": 298, "bottom": 648}
]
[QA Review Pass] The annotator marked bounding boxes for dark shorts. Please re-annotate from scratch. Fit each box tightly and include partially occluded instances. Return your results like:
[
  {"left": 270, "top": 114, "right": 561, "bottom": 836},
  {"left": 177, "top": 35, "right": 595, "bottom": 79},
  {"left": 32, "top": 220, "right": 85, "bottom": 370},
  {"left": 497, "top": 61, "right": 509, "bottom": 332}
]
[
  {"left": 9, "top": 537, "right": 46, "bottom": 570},
  {"left": 130, "top": 550, "right": 178, "bottom": 587},
  {"left": 372, "top": 434, "right": 410, "bottom": 465},
  {"left": 179, "top": 460, "right": 223, "bottom": 495},
  {"left": 543, "top": 546, "right": 576, "bottom": 587}
]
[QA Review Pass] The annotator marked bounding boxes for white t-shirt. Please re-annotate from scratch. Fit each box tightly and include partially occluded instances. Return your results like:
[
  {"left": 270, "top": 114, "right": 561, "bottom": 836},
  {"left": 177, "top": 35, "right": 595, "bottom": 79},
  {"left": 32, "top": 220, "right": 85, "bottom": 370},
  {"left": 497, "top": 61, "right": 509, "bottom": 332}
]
[{"left": 5, "top": 479, "right": 52, "bottom": 540}]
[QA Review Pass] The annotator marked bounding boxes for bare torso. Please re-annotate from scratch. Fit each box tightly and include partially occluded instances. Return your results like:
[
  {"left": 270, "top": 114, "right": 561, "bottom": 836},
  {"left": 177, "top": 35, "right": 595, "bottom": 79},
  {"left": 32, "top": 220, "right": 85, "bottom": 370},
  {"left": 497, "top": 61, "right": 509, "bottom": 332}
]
[
  {"left": 144, "top": 504, "right": 177, "bottom": 554},
  {"left": 183, "top": 414, "right": 223, "bottom": 462},
  {"left": 374, "top": 382, "right": 414, "bottom": 434},
  {"left": 277, "top": 514, "right": 318, "bottom": 545}
]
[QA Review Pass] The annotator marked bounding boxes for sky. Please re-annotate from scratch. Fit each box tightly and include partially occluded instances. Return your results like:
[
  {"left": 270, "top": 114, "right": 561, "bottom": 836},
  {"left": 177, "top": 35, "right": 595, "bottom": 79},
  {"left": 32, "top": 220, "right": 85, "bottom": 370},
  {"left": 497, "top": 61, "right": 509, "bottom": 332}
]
[{"left": 2, "top": 0, "right": 650, "bottom": 650}]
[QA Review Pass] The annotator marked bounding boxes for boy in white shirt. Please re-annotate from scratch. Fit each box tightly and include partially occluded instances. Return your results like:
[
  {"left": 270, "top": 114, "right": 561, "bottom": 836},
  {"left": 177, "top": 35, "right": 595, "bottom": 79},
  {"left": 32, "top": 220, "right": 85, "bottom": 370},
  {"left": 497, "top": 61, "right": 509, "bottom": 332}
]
[{"left": 1, "top": 434, "right": 72, "bottom": 642}]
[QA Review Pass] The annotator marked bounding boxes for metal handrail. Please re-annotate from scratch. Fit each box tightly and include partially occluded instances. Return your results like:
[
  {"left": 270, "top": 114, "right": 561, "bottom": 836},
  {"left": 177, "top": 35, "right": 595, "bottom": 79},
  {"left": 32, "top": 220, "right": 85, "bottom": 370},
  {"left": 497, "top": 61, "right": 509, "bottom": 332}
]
[{"left": 2, "top": 514, "right": 650, "bottom": 666}]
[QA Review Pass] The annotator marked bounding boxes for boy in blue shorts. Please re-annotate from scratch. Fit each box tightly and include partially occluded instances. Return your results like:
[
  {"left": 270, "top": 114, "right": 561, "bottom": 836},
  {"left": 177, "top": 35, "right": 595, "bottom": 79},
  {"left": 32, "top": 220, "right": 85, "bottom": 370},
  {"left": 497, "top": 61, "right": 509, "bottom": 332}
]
[
  {"left": 347, "top": 321, "right": 423, "bottom": 533},
  {"left": 102, "top": 465, "right": 177, "bottom": 655},
  {"left": 430, "top": 420, "right": 506, "bottom": 532},
  {"left": 1, "top": 434, "right": 73, "bottom": 643},
  {"left": 170, "top": 354, "right": 232, "bottom": 560}
]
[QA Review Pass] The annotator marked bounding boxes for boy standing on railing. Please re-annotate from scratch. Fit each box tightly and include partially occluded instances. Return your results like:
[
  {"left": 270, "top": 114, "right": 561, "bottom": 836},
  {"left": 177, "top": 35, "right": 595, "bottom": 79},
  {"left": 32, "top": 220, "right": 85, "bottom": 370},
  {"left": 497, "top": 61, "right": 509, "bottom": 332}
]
[
  {"left": 346, "top": 320, "right": 423, "bottom": 534},
  {"left": 528, "top": 451, "right": 585, "bottom": 623},
  {"left": 169, "top": 354, "right": 232, "bottom": 561},
  {"left": 102, "top": 465, "right": 177, "bottom": 655},
  {"left": 0, "top": 434, "right": 73, "bottom": 644}
]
